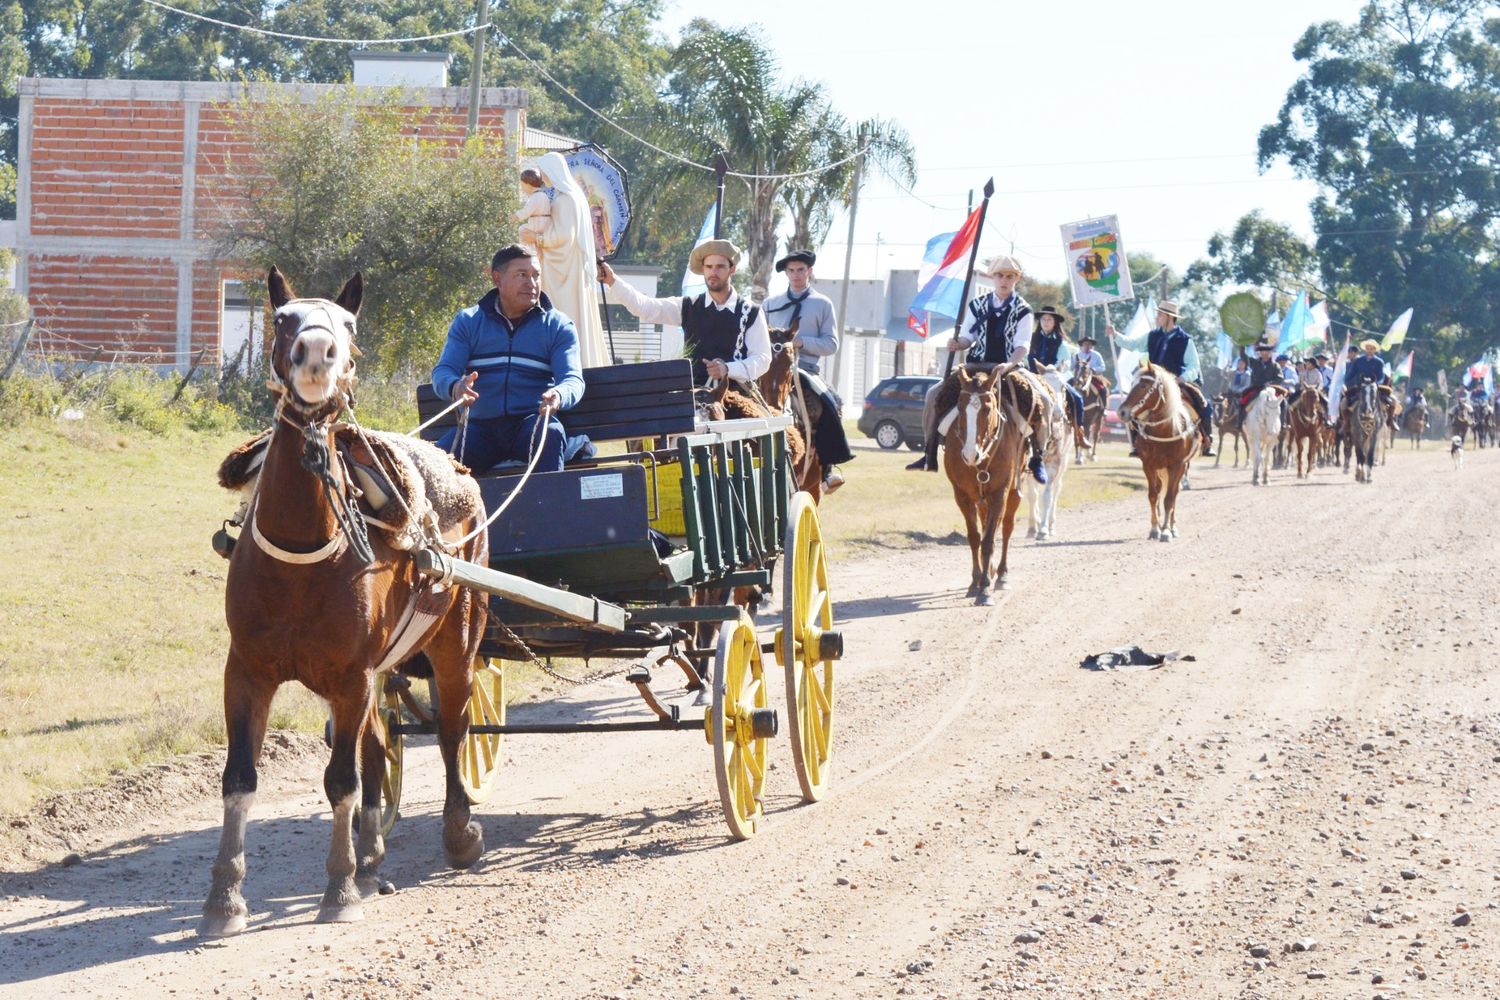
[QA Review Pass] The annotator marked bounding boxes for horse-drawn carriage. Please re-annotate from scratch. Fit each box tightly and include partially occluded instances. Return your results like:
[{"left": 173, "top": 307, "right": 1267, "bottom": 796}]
[{"left": 366, "top": 358, "right": 841, "bottom": 841}]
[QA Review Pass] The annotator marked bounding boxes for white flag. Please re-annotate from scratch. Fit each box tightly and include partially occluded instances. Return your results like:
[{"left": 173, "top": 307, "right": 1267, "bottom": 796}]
[{"left": 1326, "top": 332, "right": 1351, "bottom": 422}]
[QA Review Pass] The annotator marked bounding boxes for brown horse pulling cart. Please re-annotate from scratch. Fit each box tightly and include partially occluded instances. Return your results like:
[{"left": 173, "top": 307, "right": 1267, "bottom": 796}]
[{"left": 204, "top": 273, "right": 839, "bottom": 937}]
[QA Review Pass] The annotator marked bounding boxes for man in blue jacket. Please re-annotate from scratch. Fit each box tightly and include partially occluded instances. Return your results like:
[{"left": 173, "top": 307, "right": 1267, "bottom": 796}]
[{"left": 431, "top": 244, "right": 585, "bottom": 474}]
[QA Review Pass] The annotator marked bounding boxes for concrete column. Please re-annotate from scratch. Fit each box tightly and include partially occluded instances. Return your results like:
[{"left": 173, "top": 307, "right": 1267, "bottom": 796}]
[
  {"left": 15, "top": 90, "right": 33, "bottom": 298},
  {"left": 175, "top": 102, "right": 201, "bottom": 370}
]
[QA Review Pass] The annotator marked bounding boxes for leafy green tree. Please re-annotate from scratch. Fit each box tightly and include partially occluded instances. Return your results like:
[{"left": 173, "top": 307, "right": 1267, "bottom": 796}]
[
  {"left": 1259, "top": 0, "right": 1500, "bottom": 376},
  {"left": 1186, "top": 210, "right": 1316, "bottom": 291},
  {"left": 210, "top": 90, "right": 515, "bottom": 371}
]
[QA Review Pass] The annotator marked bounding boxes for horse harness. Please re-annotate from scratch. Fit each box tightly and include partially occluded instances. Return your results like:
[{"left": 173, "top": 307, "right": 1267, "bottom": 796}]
[{"left": 1127, "top": 370, "right": 1197, "bottom": 443}]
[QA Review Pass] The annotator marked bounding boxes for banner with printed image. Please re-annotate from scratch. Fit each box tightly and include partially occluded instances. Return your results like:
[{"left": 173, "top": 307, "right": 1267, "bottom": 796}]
[{"left": 1060, "top": 215, "right": 1134, "bottom": 307}]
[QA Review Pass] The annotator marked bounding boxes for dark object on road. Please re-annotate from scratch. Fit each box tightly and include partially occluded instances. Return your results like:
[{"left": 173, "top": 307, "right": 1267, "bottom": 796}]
[{"left": 1081, "top": 646, "right": 1197, "bottom": 671}]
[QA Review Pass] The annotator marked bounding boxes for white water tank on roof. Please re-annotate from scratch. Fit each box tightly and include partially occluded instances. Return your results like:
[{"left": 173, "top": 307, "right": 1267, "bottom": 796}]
[{"left": 351, "top": 51, "right": 452, "bottom": 88}]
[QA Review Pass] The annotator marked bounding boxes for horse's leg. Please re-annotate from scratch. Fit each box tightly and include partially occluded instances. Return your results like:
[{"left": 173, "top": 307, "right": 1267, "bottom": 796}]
[
  {"left": 975, "top": 491, "right": 1002, "bottom": 605},
  {"left": 429, "top": 622, "right": 486, "bottom": 869},
  {"left": 995, "top": 486, "right": 1022, "bottom": 592},
  {"left": 316, "top": 677, "right": 373, "bottom": 924},
  {"left": 1024, "top": 479, "right": 1039, "bottom": 539},
  {"left": 1161, "top": 466, "right": 1182, "bottom": 541},
  {"left": 202, "top": 650, "right": 276, "bottom": 937},
  {"left": 1146, "top": 465, "right": 1162, "bottom": 540},
  {"left": 354, "top": 696, "right": 387, "bottom": 897},
  {"left": 960, "top": 496, "right": 984, "bottom": 598}
]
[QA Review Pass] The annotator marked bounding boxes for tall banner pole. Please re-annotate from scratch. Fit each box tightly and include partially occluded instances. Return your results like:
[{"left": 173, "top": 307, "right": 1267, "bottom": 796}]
[
  {"left": 941, "top": 177, "right": 996, "bottom": 378},
  {"left": 1102, "top": 302, "right": 1120, "bottom": 380},
  {"left": 712, "top": 152, "right": 729, "bottom": 239}
]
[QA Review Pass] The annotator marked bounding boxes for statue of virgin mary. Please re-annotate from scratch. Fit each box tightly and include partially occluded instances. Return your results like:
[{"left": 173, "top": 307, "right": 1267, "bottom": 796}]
[{"left": 526, "top": 152, "right": 607, "bottom": 367}]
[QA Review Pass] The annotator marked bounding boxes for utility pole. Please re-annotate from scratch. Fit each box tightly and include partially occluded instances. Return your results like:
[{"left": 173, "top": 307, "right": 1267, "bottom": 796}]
[
  {"left": 465, "top": 0, "right": 488, "bottom": 139},
  {"left": 835, "top": 126, "right": 868, "bottom": 348}
]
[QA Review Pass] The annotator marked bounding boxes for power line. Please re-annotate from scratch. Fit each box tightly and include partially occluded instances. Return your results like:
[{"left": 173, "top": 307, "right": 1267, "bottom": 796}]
[
  {"left": 489, "top": 27, "right": 863, "bottom": 182},
  {"left": 139, "top": 0, "right": 489, "bottom": 44}
]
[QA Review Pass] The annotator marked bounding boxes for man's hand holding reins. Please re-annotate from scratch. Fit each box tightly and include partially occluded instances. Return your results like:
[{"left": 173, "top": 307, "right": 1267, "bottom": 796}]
[
  {"left": 539, "top": 388, "right": 561, "bottom": 415},
  {"left": 452, "top": 371, "right": 480, "bottom": 408}
]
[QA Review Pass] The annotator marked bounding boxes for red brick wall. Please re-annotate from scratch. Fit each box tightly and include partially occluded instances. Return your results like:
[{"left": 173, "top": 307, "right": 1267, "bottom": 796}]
[
  {"left": 25, "top": 88, "right": 517, "bottom": 364},
  {"left": 29, "top": 101, "right": 186, "bottom": 239},
  {"left": 29, "top": 254, "right": 181, "bottom": 356}
]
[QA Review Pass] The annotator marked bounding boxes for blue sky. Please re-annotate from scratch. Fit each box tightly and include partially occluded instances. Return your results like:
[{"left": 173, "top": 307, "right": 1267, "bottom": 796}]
[{"left": 655, "top": 0, "right": 1364, "bottom": 286}]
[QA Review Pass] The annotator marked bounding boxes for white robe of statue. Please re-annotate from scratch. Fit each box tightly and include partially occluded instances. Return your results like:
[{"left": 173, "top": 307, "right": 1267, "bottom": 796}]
[{"left": 530, "top": 152, "right": 607, "bottom": 367}]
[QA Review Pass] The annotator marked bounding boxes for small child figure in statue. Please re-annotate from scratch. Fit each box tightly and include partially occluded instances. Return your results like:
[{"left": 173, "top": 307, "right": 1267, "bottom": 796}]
[{"left": 513, "top": 168, "right": 554, "bottom": 243}]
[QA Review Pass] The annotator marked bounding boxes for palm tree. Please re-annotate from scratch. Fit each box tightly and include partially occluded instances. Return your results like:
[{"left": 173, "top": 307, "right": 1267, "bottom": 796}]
[{"left": 781, "top": 116, "right": 917, "bottom": 256}]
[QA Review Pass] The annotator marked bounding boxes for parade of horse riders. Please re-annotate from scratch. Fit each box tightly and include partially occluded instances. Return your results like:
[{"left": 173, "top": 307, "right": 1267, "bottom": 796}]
[{"left": 3, "top": 1, "right": 1500, "bottom": 995}]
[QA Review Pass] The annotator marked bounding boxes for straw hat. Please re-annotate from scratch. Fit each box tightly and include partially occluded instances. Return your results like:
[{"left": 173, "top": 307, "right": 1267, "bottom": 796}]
[
  {"left": 688, "top": 238, "right": 742, "bottom": 275},
  {"left": 1156, "top": 299, "right": 1181, "bottom": 319},
  {"left": 1360, "top": 338, "right": 1380, "bottom": 352},
  {"left": 977, "top": 254, "right": 1024, "bottom": 278}
]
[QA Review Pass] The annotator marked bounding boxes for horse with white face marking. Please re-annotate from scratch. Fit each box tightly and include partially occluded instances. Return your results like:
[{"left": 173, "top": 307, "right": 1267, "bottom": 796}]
[
  {"left": 941, "top": 366, "right": 1033, "bottom": 604},
  {"left": 1243, "top": 385, "right": 1284, "bottom": 486},
  {"left": 1025, "top": 366, "right": 1072, "bottom": 541},
  {"left": 202, "top": 267, "right": 489, "bottom": 937},
  {"left": 1118, "top": 360, "right": 1198, "bottom": 541}
]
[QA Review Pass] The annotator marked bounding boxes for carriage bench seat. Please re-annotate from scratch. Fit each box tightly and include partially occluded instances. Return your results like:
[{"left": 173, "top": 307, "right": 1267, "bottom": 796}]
[
  {"left": 415, "top": 358, "right": 696, "bottom": 449},
  {"left": 415, "top": 359, "right": 698, "bottom": 595}
]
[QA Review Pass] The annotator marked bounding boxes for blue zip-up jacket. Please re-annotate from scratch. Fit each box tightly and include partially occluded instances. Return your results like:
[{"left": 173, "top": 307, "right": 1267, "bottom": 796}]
[{"left": 431, "top": 290, "right": 584, "bottom": 420}]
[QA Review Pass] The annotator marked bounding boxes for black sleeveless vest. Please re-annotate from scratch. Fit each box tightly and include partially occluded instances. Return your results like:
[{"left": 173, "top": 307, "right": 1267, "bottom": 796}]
[
  {"left": 681, "top": 294, "right": 758, "bottom": 384},
  {"left": 967, "top": 294, "right": 1031, "bottom": 365},
  {"left": 1148, "top": 327, "right": 1190, "bottom": 376}
]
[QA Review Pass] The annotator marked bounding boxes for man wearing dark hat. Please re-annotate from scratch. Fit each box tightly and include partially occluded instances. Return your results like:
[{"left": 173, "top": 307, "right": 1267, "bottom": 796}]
[
  {"left": 763, "top": 248, "right": 854, "bottom": 493},
  {"left": 1109, "top": 300, "right": 1215, "bottom": 456},
  {"left": 1243, "top": 340, "right": 1283, "bottom": 406},
  {"left": 598, "top": 238, "right": 770, "bottom": 386}
]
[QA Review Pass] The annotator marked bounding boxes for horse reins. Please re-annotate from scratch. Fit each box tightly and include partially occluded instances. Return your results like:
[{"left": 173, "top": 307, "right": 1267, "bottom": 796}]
[{"left": 1126, "top": 371, "right": 1197, "bottom": 443}]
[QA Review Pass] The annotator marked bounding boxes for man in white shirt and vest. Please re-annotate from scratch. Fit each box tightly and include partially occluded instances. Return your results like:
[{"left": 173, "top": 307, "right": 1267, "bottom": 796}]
[
  {"left": 598, "top": 238, "right": 771, "bottom": 386},
  {"left": 762, "top": 248, "right": 853, "bottom": 493}
]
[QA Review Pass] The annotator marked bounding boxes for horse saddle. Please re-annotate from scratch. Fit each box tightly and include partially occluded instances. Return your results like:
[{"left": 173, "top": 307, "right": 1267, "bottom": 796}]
[{"left": 218, "top": 427, "right": 484, "bottom": 553}]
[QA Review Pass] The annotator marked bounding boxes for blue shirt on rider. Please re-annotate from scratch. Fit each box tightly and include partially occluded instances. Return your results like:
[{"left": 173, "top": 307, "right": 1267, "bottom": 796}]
[{"left": 432, "top": 289, "right": 584, "bottom": 421}]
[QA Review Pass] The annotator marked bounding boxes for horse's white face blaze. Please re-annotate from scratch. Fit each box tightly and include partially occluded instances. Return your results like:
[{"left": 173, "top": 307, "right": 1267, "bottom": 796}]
[
  {"left": 960, "top": 394, "right": 982, "bottom": 465},
  {"left": 277, "top": 301, "right": 356, "bottom": 406}
]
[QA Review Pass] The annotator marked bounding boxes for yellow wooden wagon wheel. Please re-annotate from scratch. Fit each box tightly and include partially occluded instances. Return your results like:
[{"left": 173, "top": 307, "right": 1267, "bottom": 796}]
[
  {"left": 706, "top": 610, "right": 774, "bottom": 840},
  {"left": 777, "top": 490, "right": 837, "bottom": 802},
  {"left": 457, "top": 658, "right": 507, "bottom": 804}
]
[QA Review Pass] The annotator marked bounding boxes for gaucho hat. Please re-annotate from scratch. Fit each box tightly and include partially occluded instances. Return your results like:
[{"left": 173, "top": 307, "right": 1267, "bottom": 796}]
[
  {"left": 1034, "top": 305, "right": 1068, "bottom": 327},
  {"left": 688, "top": 238, "right": 742, "bottom": 275},
  {"left": 775, "top": 248, "right": 816, "bottom": 272}
]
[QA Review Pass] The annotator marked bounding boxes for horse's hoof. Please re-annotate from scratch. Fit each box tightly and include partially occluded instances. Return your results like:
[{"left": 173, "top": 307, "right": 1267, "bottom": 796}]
[
  {"left": 316, "top": 902, "right": 365, "bottom": 924},
  {"left": 975, "top": 592, "right": 992, "bottom": 606},
  {"left": 444, "top": 822, "right": 485, "bottom": 869},
  {"left": 356, "top": 871, "right": 391, "bottom": 898},
  {"left": 1149, "top": 528, "right": 1161, "bottom": 540},
  {"left": 1035, "top": 530, "right": 1049, "bottom": 542},
  {"left": 1159, "top": 533, "right": 1173, "bottom": 544},
  {"left": 199, "top": 909, "right": 248, "bottom": 938},
  {"left": 1025, "top": 527, "right": 1037, "bottom": 539}
]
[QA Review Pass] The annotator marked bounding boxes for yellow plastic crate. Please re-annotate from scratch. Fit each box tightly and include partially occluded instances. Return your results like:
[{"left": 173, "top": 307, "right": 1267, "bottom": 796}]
[{"left": 646, "top": 456, "right": 761, "bottom": 537}]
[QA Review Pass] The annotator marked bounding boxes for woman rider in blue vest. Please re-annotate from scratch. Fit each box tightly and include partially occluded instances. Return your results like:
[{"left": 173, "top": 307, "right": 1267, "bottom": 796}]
[
  {"left": 1107, "top": 300, "right": 1215, "bottom": 457},
  {"left": 1027, "top": 305, "right": 1088, "bottom": 436}
]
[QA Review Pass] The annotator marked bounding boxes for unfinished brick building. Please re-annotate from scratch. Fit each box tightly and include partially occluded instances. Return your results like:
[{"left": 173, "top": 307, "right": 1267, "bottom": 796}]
[{"left": 14, "top": 75, "right": 526, "bottom": 368}]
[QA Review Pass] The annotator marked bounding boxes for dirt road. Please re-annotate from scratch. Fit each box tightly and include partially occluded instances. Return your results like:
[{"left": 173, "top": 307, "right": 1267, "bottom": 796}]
[{"left": 4, "top": 445, "right": 1499, "bottom": 1000}]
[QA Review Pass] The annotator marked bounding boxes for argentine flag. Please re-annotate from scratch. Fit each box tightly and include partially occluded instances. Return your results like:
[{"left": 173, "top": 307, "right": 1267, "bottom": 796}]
[
  {"left": 907, "top": 203, "right": 984, "bottom": 337},
  {"left": 681, "top": 202, "right": 718, "bottom": 299}
]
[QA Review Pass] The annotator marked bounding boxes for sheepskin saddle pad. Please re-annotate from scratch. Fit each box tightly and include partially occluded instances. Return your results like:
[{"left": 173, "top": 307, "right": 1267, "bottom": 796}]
[{"left": 218, "top": 427, "right": 484, "bottom": 551}]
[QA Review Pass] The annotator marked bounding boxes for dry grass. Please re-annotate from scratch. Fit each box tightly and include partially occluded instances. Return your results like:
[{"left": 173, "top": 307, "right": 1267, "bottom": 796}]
[
  {"left": 823, "top": 421, "right": 1143, "bottom": 558},
  {"left": 0, "top": 420, "right": 330, "bottom": 817},
  {"left": 0, "top": 414, "right": 1152, "bottom": 819}
]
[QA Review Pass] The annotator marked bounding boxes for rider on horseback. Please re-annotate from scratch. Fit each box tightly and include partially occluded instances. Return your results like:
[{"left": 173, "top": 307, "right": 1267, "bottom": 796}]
[
  {"left": 599, "top": 238, "right": 771, "bottom": 389},
  {"left": 762, "top": 248, "right": 856, "bottom": 494},
  {"left": 909, "top": 255, "right": 1050, "bottom": 482},
  {"left": 1109, "top": 300, "right": 1215, "bottom": 457},
  {"left": 1340, "top": 339, "right": 1393, "bottom": 420},
  {"left": 1028, "top": 305, "right": 1088, "bottom": 442}
]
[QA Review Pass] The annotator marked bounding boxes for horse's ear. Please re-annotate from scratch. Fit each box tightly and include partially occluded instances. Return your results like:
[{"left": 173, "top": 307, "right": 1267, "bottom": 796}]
[
  {"left": 788, "top": 318, "right": 800, "bottom": 338},
  {"left": 1138, "top": 357, "right": 1151, "bottom": 372},
  {"left": 268, "top": 266, "right": 294, "bottom": 310},
  {"left": 335, "top": 272, "right": 363, "bottom": 317}
]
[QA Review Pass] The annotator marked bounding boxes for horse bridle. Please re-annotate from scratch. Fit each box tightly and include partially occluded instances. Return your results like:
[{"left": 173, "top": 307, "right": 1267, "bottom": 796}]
[
  {"left": 957, "top": 383, "right": 1007, "bottom": 481},
  {"left": 1125, "top": 369, "right": 1196, "bottom": 442},
  {"left": 250, "top": 305, "right": 374, "bottom": 565}
]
